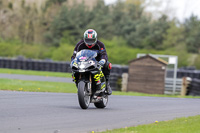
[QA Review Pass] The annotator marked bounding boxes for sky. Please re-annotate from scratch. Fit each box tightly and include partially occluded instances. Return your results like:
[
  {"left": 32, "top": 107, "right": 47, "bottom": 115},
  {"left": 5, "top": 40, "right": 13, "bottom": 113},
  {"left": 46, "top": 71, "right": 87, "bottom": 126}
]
[{"left": 104, "top": 0, "right": 200, "bottom": 21}]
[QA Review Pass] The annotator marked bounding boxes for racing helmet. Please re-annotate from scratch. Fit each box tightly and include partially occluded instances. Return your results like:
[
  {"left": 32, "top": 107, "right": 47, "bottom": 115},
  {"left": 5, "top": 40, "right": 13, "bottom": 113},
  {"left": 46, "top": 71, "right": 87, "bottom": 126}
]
[{"left": 83, "top": 29, "right": 97, "bottom": 48}]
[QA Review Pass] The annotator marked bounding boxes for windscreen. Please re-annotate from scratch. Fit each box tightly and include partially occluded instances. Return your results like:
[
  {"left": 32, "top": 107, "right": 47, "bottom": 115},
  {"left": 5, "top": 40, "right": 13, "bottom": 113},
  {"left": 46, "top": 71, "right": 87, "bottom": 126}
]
[{"left": 76, "top": 50, "right": 97, "bottom": 62}]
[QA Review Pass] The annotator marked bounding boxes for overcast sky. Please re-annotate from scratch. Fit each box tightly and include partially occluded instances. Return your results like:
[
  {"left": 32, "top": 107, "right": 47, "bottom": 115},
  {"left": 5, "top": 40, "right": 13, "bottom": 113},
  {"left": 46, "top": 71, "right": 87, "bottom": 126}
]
[{"left": 104, "top": 0, "right": 200, "bottom": 21}]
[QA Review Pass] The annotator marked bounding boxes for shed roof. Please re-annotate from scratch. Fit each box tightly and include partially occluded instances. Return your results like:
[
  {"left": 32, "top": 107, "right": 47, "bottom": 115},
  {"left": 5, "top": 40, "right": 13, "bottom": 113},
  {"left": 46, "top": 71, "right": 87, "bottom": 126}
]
[{"left": 129, "top": 54, "right": 168, "bottom": 65}]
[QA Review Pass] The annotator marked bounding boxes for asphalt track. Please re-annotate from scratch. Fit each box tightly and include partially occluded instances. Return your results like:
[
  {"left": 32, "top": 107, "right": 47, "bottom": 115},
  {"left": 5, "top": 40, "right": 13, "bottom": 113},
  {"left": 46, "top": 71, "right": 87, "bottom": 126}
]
[{"left": 1, "top": 91, "right": 200, "bottom": 133}]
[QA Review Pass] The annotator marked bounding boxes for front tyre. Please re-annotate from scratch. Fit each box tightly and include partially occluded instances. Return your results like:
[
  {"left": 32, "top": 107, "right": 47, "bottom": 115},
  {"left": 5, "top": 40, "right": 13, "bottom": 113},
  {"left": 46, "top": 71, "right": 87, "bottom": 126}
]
[
  {"left": 78, "top": 81, "right": 90, "bottom": 109},
  {"left": 94, "top": 95, "right": 108, "bottom": 108}
]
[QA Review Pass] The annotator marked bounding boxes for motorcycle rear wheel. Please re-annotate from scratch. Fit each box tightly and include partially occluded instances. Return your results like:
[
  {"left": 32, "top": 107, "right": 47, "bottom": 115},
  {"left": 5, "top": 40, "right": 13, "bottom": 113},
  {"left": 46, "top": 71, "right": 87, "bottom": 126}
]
[
  {"left": 94, "top": 95, "right": 108, "bottom": 108},
  {"left": 78, "top": 81, "right": 90, "bottom": 109}
]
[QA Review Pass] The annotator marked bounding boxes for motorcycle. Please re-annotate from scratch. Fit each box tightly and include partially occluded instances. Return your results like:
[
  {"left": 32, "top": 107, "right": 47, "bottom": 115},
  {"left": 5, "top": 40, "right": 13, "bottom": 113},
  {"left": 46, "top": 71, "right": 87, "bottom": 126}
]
[{"left": 71, "top": 49, "right": 108, "bottom": 109}]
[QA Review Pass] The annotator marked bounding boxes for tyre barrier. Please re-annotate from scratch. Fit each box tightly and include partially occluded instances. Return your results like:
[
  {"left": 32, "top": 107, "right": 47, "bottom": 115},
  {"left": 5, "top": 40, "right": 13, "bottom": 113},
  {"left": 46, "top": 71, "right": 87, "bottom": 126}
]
[
  {"left": 0, "top": 57, "right": 125, "bottom": 91},
  {"left": 2, "top": 57, "right": 200, "bottom": 92},
  {"left": 110, "top": 73, "right": 122, "bottom": 91},
  {"left": 187, "top": 78, "right": 200, "bottom": 96},
  {"left": 0, "top": 57, "right": 71, "bottom": 72},
  {"left": 167, "top": 69, "right": 200, "bottom": 79}
]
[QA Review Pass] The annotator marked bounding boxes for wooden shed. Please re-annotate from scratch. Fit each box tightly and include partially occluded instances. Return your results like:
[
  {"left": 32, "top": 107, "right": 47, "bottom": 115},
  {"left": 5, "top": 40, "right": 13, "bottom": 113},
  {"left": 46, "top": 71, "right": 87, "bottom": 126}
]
[{"left": 127, "top": 55, "right": 168, "bottom": 94}]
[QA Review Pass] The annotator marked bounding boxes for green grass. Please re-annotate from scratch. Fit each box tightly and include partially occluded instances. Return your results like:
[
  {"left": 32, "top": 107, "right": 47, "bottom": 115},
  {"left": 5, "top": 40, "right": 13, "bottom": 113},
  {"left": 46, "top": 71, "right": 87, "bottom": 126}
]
[
  {"left": 0, "top": 68, "right": 200, "bottom": 98},
  {"left": 112, "top": 91, "right": 200, "bottom": 99},
  {"left": 0, "top": 68, "right": 72, "bottom": 78},
  {"left": 0, "top": 78, "right": 200, "bottom": 99},
  {"left": 0, "top": 78, "right": 77, "bottom": 93},
  {"left": 100, "top": 115, "right": 200, "bottom": 133}
]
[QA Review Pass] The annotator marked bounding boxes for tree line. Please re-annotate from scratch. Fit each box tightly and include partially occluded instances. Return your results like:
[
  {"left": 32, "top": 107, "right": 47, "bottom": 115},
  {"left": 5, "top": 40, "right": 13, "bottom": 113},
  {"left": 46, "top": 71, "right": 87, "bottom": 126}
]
[{"left": 0, "top": 0, "right": 200, "bottom": 68}]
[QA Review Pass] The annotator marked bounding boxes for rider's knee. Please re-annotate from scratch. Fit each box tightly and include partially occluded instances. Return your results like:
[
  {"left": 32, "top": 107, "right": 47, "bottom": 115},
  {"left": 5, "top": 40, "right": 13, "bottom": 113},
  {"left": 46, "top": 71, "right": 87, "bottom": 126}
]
[{"left": 105, "top": 61, "right": 112, "bottom": 70}]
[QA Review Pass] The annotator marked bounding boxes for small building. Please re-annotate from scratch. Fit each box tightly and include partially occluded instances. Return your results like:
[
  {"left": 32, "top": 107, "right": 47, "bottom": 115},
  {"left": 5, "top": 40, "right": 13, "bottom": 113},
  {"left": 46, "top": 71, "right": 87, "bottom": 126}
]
[{"left": 127, "top": 55, "right": 168, "bottom": 94}]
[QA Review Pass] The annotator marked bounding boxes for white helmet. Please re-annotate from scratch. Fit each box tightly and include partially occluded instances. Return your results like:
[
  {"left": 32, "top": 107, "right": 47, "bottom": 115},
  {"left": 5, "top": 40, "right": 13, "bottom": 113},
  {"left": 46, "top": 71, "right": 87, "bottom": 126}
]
[{"left": 83, "top": 29, "right": 97, "bottom": 48}]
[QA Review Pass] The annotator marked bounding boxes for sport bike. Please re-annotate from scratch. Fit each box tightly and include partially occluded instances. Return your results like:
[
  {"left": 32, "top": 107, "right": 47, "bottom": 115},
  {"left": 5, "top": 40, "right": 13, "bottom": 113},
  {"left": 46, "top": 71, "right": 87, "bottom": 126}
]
[{"left": 71, "top": 49, "right": 108, "bottom": 109}]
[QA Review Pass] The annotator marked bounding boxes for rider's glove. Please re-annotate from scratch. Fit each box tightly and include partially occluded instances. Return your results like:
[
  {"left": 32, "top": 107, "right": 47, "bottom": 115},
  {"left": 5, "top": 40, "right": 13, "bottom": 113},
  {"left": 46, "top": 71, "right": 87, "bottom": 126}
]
[{"left": 99, "top": 59, "right": 106, "bottom": 67}]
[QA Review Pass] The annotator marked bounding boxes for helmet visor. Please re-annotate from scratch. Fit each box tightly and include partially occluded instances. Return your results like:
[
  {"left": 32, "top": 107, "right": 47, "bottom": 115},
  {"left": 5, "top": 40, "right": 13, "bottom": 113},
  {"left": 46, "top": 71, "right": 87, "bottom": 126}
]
[{"left": 84, "top": 38, "right": 96, "bottom": 45}]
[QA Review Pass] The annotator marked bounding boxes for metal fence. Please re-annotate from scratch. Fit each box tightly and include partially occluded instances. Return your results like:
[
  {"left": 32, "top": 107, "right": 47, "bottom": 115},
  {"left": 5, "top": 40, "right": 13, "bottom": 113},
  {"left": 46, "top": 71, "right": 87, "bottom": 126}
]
[
  {"left": 164, "top": 78, "right": 182, "bottom": 95},
  {"left": 166, "top": 69, "right": 200, "bottom": 96}
]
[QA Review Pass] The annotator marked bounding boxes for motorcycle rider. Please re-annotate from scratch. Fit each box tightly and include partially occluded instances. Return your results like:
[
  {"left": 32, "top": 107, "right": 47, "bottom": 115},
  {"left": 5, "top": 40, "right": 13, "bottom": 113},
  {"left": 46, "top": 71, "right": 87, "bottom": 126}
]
[{"left": 71, "top": 29, "right": 112, "bottom": 95}]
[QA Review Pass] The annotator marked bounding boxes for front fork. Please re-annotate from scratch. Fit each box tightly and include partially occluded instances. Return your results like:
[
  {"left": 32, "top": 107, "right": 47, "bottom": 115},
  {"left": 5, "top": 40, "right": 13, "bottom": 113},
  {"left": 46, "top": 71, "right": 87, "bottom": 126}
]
[
  {"left": 72, "top": 70, "right": 105, "bottom": 95},
  {"left": 87, "top": 74, "right": 92, "bottom": 95},
  {"left": 73, "top": 73, "right": 92, "bottom": 95}
]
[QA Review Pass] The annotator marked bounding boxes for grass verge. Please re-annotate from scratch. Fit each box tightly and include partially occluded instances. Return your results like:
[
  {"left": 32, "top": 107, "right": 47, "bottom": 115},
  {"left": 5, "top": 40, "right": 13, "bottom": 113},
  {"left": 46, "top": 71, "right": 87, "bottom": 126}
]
[
  {"left": 112, "top": 91, "right": 200, "bottom": 98},
  {"left": 100, "top": 115, "right": 200, "bottom": 133},
  {"left": 0, "top": 78, "right": 77, "bottom": 93},
  {"left": 0, "top": 68, "right": 72, "bottom": 78},
  {"left": 1, "top": 78, "right": 199, "bottom": 99}
]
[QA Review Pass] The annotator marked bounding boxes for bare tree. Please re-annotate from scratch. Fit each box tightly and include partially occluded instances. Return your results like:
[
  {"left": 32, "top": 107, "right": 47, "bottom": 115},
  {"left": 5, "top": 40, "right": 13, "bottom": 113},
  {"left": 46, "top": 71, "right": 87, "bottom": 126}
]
[{"left": 143, "top": 0, "right": 175, "bottom": 20}]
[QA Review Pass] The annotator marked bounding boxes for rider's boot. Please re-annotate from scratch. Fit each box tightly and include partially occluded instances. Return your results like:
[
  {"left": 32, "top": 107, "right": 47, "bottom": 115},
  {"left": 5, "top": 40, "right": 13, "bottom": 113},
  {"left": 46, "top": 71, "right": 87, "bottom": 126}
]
[{"left": 105, "top": 75, "right": 112, "bottom": 95}]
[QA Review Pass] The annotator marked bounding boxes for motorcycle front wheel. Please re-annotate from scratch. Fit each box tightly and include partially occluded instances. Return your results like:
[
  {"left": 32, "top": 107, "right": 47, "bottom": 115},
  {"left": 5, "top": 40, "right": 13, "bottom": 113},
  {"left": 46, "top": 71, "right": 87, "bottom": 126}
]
[{"left": 78, "top": 81, "right": 90, "bottom": 109}]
